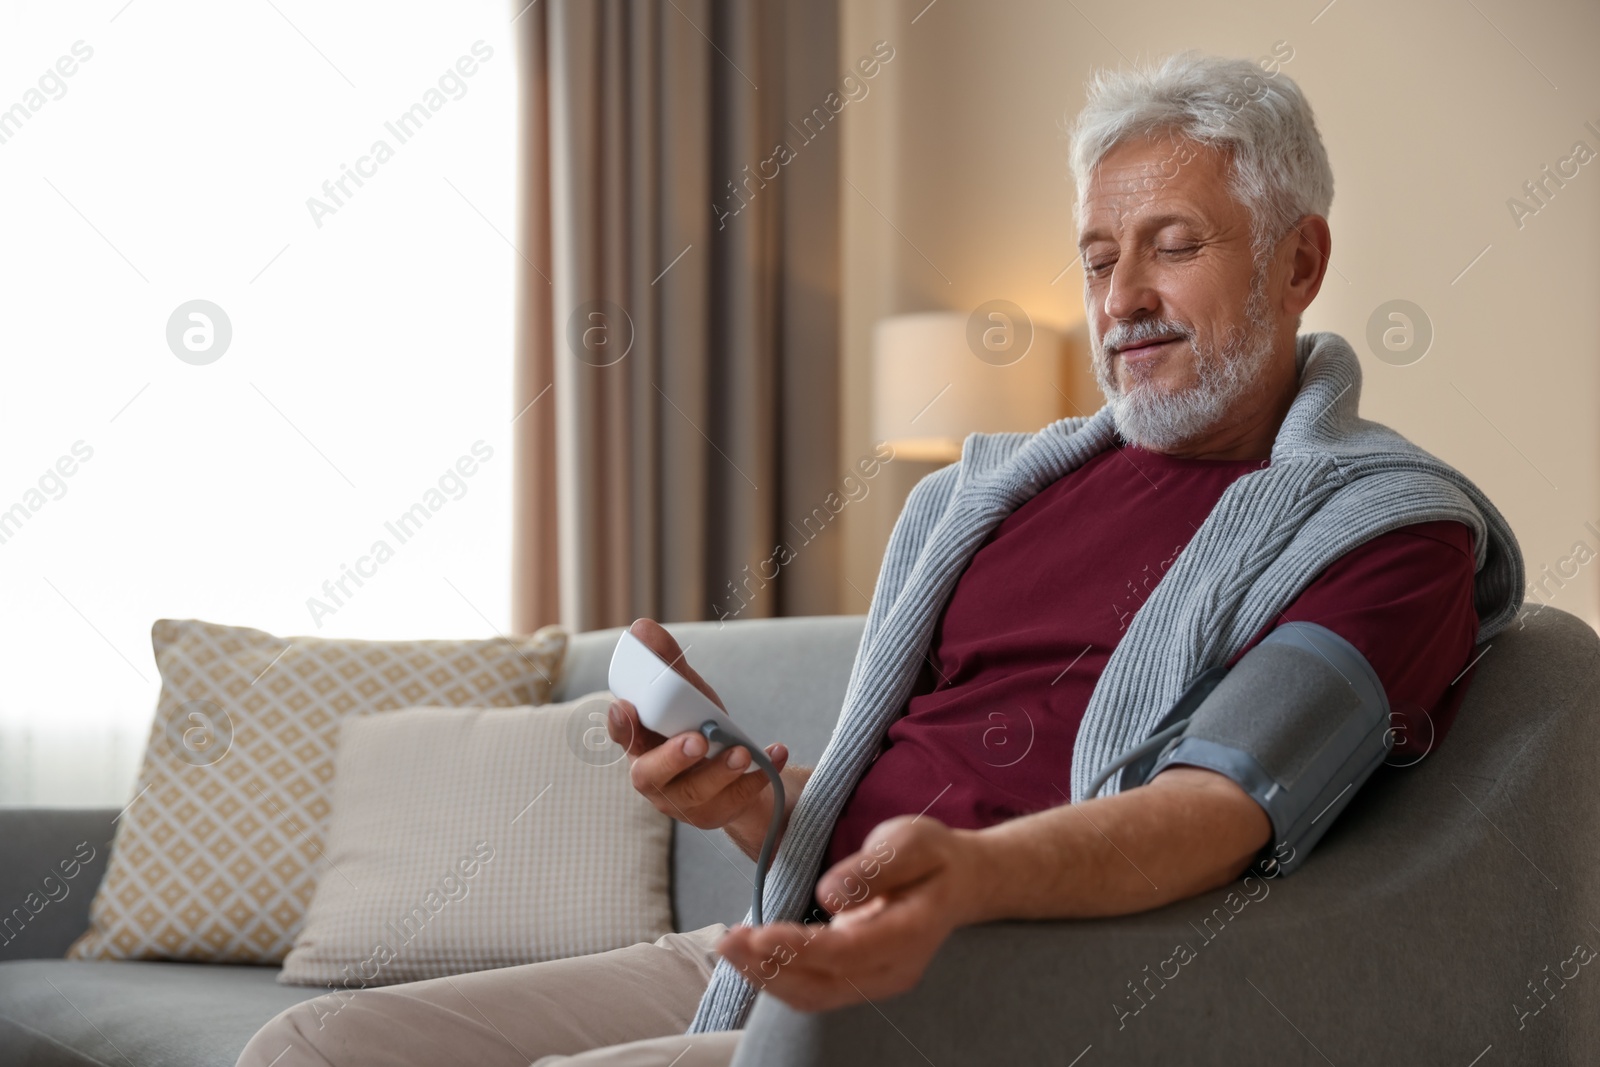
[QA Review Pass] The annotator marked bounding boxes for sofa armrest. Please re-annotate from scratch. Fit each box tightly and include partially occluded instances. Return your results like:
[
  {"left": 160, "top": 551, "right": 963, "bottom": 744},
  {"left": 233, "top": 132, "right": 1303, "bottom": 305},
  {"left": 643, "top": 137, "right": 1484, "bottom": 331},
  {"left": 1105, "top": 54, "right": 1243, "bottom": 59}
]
[
  {"left": 730, "top": 910, "right": 1284, "bottom": 1067},
  {"left": 0, "top": 807, "right": 116, "bottom": 961},
  {"left": 730, "top": 879, "right": 1546, "bottom": 1066}
]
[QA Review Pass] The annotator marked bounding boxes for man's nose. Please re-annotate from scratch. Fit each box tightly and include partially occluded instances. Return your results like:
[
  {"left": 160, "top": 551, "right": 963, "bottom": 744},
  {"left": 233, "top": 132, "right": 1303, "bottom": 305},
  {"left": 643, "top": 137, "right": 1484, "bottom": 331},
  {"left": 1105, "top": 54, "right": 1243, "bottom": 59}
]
[{"left": 1102, "top": 257, "right": 1160, "bottom": 322}]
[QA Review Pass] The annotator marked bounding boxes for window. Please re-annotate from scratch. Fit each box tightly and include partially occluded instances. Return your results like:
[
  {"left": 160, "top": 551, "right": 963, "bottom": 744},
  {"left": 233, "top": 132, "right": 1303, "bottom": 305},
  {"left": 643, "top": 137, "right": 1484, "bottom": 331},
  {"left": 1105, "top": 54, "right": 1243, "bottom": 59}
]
[{"left": 0, "top": 2, "right": 518, "bottom": 804}]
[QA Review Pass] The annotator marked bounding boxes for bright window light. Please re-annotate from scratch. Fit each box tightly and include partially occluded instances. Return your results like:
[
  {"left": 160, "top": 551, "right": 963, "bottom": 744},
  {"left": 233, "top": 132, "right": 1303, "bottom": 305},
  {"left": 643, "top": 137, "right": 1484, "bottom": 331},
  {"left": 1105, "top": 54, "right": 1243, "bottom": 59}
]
[{"left": 0, "top": 1, "right": 519, "bottom": 805}]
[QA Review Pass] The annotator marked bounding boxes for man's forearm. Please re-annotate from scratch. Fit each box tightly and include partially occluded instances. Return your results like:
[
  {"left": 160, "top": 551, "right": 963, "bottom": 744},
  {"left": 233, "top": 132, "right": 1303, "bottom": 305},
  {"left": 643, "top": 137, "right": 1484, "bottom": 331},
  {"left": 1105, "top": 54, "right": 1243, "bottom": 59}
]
[
  {"left": 725, "top": 765, "right": 812, "bottom": 861},
  {"left": 954, "top": 767, "right": 1272, "bottom": 926}
]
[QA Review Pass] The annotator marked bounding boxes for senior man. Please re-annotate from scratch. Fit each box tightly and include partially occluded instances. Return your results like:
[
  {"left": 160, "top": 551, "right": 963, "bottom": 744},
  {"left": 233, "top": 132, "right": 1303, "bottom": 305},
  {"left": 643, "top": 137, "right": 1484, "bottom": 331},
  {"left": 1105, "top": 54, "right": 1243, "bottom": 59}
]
[{"left": 238, "top": 50, "right": 1521, "bottom": 1067}]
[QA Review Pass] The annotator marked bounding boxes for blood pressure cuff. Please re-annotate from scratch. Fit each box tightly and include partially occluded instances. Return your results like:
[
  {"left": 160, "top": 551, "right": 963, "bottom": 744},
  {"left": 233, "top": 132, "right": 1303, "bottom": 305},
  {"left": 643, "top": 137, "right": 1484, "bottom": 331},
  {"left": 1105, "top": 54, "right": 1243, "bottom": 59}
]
[{"left": 1137, "top": 622, "right": 1393, "bottom": 876}]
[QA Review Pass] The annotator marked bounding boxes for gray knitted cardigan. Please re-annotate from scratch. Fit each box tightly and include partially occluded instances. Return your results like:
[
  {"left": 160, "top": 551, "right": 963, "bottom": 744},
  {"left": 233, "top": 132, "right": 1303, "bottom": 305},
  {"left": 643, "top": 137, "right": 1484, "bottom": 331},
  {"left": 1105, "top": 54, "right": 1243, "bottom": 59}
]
[{"left": 689, "top": 330, "right": 1524, "bottom": 1033}]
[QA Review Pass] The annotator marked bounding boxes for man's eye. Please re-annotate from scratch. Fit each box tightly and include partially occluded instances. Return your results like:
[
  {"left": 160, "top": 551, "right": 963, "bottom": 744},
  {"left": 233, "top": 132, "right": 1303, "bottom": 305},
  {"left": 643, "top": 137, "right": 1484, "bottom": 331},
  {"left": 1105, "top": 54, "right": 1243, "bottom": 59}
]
[
  {"left": 1086, "top": 260, "right": 1114, "bottom": 276},
  {"left": 1158, "top": 245, "right": 1197, "bottom": 256}
]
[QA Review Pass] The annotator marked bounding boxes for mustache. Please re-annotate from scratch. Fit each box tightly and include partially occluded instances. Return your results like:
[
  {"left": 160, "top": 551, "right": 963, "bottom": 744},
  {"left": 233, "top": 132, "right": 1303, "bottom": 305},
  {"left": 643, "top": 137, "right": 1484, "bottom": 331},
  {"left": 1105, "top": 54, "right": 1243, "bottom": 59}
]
[{"left": 1100, "top": 318, "right": 1193, "bottom": 356}]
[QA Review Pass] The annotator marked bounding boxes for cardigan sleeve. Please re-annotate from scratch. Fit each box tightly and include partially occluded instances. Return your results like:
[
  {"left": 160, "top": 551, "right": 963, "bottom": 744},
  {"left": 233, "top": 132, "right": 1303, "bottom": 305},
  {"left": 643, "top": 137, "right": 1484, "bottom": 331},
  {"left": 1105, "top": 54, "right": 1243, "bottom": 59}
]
[{"left": 852, "top": 460, "right": 964, "bottom": 657}]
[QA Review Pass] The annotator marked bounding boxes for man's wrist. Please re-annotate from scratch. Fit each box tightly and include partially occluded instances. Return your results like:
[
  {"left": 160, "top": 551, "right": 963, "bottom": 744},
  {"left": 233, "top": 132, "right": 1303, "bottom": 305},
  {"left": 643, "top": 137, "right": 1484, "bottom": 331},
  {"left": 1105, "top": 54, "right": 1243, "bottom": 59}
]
[
  {"left": 948, "top": 826, "right": 1010, "bottom": 927},
  {"left": 723, "top": 790, "right": 777, "bottom": 858},
  {"left": 723, "top": 765, "right": 809, "bottom": 861},
  {"left": 950, "top": 811, "right": 1093, "bottom": 925}
]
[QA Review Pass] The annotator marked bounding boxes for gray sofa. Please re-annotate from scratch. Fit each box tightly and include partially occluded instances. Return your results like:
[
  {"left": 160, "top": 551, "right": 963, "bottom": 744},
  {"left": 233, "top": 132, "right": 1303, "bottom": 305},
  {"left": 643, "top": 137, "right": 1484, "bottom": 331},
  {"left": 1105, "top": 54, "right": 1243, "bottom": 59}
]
[{"left": 2, "top": 608, "right": 1596, "bottom": 1066}]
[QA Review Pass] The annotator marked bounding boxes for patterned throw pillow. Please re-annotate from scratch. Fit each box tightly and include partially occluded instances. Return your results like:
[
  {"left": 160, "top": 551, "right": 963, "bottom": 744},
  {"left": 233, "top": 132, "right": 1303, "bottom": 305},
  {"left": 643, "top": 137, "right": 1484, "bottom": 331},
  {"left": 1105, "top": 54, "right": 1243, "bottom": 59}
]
[
  {"left": 278, "top": 699, "right": 673, "bottom": 987},
  {"left": 66, "top": 618, "right": 568, "bottom": 964}
]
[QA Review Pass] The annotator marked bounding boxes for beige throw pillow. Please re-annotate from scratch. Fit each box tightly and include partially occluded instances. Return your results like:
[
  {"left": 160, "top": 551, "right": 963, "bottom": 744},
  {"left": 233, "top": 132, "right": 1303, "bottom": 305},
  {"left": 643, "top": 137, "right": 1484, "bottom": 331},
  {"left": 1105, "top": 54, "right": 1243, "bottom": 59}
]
[
  {"left": 277, "top": 697, "right": 673, "bottom": 987},
  {"left": 67, "top": 618, "right": 568, "bottom": 964}
]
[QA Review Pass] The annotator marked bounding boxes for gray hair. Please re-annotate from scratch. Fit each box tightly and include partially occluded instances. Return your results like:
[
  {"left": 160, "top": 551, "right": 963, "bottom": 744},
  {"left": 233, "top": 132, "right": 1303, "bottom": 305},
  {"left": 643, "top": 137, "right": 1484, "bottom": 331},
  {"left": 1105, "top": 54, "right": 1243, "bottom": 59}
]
[{"left": 1066, "top": 50, "right": 1334, "bottom": 261}]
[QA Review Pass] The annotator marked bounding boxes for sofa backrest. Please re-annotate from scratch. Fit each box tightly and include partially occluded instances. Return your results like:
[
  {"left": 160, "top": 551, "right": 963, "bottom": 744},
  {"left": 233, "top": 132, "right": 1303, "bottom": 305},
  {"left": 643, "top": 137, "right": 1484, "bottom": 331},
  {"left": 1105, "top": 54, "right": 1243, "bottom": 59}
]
[{"left": 551, "top": 614, "right": 867, "bottom": 931}]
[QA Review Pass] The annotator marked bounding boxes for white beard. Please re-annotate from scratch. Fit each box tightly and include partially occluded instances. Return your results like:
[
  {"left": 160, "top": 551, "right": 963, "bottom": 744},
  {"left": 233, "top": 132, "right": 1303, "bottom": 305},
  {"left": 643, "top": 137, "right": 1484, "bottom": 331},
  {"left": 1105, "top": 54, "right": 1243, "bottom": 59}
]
[{"left": 1092, "top": 270, "right": 1276, "bottom": 451}]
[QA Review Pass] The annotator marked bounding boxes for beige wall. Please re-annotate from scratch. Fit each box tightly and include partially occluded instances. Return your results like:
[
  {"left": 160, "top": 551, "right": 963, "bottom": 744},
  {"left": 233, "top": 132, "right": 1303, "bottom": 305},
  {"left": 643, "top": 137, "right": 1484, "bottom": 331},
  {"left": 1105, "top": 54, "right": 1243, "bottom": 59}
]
[{"left": 838, "top": 0, "right": 1600, "bottom": 628}]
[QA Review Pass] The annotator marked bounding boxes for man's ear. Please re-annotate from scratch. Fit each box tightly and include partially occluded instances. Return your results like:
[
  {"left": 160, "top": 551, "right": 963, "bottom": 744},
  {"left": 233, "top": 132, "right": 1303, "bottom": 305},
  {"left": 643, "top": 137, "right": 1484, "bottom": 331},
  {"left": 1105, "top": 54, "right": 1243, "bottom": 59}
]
[{"left": 1282, "top": 214, "right": 1332, "bottom": 318}]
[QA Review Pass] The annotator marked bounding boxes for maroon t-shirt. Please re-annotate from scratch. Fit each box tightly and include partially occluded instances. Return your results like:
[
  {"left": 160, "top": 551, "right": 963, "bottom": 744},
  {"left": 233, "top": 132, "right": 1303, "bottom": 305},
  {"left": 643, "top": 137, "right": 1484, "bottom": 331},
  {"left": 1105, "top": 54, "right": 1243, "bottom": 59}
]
[{"left": 823, "top": 443, "right": 1481, "bottom": 869}]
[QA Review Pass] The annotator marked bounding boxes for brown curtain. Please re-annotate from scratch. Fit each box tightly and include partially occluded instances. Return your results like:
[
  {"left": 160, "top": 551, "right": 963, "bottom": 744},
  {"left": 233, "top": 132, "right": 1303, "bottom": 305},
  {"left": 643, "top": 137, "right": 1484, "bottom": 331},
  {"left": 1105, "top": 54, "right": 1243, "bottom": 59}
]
[{"left": 511, "top": 0, "right": 841, "bottom": 634}]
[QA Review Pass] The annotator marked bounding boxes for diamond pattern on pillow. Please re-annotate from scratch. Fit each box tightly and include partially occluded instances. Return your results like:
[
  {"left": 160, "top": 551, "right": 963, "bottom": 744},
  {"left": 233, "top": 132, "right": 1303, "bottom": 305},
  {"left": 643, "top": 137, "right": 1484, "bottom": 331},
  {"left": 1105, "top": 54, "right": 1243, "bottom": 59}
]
[{"left": 66, "top": 618, "right": 567, "bottom": 964}]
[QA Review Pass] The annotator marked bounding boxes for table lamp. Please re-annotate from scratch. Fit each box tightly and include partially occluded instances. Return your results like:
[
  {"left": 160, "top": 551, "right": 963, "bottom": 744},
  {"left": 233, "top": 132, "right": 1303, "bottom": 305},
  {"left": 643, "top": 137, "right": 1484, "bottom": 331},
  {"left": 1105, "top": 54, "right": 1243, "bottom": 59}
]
[{"left": 872, "top": 309, "right": 1064, "bottom": 463}]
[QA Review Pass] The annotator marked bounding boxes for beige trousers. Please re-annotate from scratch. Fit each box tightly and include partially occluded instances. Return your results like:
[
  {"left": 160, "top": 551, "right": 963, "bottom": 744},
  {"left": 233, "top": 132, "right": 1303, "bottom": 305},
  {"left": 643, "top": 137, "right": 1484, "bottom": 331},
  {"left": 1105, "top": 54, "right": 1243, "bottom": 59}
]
[{"left": 236, "top": 925, "right": 739, "bottom": 1067}]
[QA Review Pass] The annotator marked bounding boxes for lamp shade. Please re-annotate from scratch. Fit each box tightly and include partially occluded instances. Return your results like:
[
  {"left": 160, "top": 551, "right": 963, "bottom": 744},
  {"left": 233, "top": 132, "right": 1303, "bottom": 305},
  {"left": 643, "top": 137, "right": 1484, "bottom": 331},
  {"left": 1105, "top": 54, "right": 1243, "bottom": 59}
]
[{"left": 872, "top": 310, "right": 1063, "bottom": 462}]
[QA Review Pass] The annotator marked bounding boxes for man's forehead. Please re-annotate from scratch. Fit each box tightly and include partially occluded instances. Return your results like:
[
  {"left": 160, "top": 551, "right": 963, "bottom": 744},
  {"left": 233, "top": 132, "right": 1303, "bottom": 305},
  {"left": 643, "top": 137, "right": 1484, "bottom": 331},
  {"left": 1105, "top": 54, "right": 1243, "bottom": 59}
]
[
  {"left": 1091, "top": 145, "right": 1182, "bottom": 189},
  {"left": 1077, "top": 135, "right": 1228, "bottom": 239}
]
